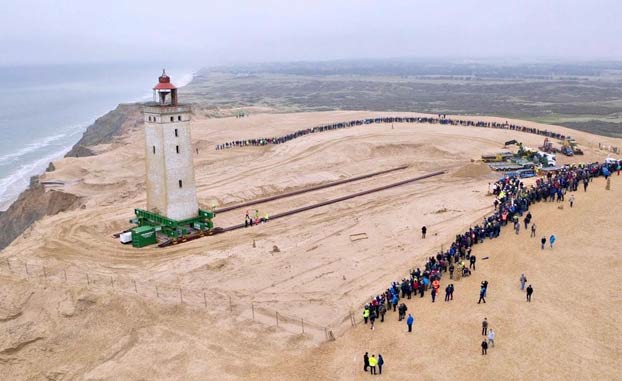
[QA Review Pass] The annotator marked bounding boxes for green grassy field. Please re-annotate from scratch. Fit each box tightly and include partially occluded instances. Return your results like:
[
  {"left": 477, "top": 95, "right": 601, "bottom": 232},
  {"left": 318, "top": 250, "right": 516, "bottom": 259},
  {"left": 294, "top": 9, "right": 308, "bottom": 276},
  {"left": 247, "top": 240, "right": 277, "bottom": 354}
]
[{"left": 182, "top": 60, "right": 622, "bottom": 137}]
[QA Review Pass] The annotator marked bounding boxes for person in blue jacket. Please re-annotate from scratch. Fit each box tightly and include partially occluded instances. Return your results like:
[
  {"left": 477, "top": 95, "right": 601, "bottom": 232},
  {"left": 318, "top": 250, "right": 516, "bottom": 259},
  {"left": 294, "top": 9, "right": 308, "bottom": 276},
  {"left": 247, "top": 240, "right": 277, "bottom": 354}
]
[
  {"left": 406, "top": 313, "right": 414, "bottom": 332},
  {"left": 378, "top": 354, "right": 385, "bottom": 374},
  {"left": 549, "top": 234, "right": 556, "bottom": 248}
]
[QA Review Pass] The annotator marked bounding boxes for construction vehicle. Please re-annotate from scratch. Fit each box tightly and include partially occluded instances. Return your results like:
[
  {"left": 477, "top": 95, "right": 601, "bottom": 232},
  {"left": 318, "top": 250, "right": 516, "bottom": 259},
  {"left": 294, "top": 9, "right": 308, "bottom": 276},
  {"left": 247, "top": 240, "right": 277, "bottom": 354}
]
[
  {"left": 536, "top": 151, "right": 557, "bottom": 167},
  {"left": 561, "top": 138, "right": 574, "bottom": 156},
  {"left": 503, "top": 140, "right": 528, "bottom": 156},
  {"left": 565, "top": 137, "right": 583, "bottom": 155},
  {"left": 539, "top": 138, "right": 558, "bottom": 154}
]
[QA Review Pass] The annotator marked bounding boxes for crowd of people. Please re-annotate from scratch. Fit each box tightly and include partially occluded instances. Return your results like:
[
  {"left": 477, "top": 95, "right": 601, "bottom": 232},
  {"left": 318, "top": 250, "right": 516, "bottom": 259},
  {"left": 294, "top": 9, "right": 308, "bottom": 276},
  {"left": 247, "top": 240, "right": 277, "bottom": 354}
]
[
  {"left": 215, "top": 115, "right": 570, "bottom": 150},
  {"left": 363, "top": 352, "right": 385, "bottom": 375},
  {"left": 243, "top": 209, "right": 269, "bottom": 227},
  {"left": 361, "top": 161, "right": 615, "bottom": 372}
]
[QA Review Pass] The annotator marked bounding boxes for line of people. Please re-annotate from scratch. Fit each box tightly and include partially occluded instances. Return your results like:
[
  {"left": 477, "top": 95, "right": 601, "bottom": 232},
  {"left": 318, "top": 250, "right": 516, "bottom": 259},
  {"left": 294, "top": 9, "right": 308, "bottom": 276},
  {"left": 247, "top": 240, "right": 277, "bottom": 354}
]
[
  {"left": 215, "top": 115, "right": 571, "bottom": 150},
  {"left": 360, "top": 160, "right": 612, "bottom": 373},
  {"left": 364, "top": 161, "right": 612, "bottom": 321},
  {"left": 481, "top": 318, "right": 496, "bottom": 355}
]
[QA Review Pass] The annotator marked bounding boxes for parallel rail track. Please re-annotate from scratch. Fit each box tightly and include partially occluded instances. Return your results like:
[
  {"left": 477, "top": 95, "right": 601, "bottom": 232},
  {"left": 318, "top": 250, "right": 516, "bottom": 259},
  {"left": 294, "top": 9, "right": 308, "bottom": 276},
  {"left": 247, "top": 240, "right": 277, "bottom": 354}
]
[
  {"left": 158, "top": 170, "right": 445, "bottom": 248},
  {"left": 213, "top": 165, "right": 409, "bottom": 214}
]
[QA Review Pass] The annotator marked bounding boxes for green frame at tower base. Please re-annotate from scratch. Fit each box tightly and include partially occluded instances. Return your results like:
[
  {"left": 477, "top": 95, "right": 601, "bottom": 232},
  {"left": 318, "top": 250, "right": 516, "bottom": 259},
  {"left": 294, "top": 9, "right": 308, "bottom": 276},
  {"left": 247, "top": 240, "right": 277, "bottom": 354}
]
[{"left": 129, "top": 208, "right": 215, "bottom": 247}]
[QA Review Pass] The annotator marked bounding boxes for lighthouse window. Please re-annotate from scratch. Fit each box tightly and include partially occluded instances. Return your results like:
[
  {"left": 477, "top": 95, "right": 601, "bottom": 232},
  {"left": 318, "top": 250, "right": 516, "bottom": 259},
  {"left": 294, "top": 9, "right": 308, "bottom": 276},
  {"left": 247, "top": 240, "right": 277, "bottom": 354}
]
[
  {"left": 176, "top": 145, "right": 180, "bottom": 154},
  {"left": 170, "top": 116, "right": 174, "bottom": 122},
  {"left": 178, "top": 115, "right": 182, "bottom": 121},
  {"left": 174, "top": 128, "right": 178, "bottom": 137},
  {"left": 152, "top": 146, "right": 156, "bottom": 154},
  {"left": 178, "top": 180, "right": 183, "bottom": 188}
]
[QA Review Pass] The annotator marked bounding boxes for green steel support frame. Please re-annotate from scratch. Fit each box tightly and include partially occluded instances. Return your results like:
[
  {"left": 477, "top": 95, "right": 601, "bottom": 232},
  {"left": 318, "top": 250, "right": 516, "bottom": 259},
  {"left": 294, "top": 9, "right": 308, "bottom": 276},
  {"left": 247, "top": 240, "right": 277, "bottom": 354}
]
[{"left": 132, "top": 208, "right": 215, "bottom": 238}]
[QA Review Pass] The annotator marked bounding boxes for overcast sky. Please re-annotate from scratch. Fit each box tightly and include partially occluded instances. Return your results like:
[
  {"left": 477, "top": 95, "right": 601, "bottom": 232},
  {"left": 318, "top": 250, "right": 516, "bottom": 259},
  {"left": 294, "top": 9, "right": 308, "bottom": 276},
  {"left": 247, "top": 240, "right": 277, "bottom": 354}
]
[{"left": 2, "top": 0, "right": 621, "bottom": 66}]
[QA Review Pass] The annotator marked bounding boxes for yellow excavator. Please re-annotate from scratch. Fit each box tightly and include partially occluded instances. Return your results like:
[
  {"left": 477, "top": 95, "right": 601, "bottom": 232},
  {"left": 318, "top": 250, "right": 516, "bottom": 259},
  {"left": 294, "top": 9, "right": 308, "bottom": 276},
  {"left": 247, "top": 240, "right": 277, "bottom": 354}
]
[{"left": 562, "top": 137, "right": 583, "bottom": 156}]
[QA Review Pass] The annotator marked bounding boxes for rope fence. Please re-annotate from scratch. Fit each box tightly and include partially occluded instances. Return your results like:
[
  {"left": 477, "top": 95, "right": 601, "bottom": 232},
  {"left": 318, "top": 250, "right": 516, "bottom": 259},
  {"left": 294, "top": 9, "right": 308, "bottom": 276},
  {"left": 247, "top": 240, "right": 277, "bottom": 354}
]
[
  {"left": 0, "top": 197, "right": 500, "bottom": 344},
  {"left": 0, "top": 257, "right": 333, "bottom": 342}
]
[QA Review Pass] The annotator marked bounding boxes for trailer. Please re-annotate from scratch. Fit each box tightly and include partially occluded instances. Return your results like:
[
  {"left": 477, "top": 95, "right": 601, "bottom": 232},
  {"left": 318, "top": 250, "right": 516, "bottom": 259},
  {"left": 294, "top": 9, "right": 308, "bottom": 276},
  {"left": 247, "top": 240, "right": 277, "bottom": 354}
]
[
  {"left": 481, "top": 151, "right": 513, "bottom": 162},
  {"left": 488, "top": 162, "right": 525, "bottom": 171},
  {"left": 125, "top": 208, "right": 216, "bottom": 248}
]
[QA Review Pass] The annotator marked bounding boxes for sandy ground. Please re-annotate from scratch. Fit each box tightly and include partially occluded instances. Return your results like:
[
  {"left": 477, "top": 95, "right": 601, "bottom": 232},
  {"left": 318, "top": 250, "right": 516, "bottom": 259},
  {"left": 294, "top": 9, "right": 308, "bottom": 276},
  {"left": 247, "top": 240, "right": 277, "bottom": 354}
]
[
  {"left": 1, "top": 110, "right": 621, "bottom": 379},
  {"left": 254, "top": 175, "right": 622, "bottom": 380}
]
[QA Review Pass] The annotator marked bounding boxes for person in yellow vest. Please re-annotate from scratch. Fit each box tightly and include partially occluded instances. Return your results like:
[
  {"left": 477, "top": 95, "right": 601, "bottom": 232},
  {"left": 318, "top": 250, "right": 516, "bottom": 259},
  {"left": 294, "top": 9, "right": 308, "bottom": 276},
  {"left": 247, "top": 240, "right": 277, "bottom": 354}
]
[
  {"left": 363, "top": 305, "right": 370, "bottom": 324},
  {"left": 368, "top": 354, "right": 378, "bottom": 375},
  {"left": 264, "top": 213, "right": 269, "bottom": 222}
]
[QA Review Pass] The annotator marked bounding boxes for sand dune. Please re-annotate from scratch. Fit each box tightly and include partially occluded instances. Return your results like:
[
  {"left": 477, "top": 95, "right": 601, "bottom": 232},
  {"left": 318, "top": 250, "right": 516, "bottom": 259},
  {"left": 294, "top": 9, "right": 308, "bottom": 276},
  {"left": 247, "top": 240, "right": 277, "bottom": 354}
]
[{"left": 0, "top": 111, "right": 620, "bottom": 379}]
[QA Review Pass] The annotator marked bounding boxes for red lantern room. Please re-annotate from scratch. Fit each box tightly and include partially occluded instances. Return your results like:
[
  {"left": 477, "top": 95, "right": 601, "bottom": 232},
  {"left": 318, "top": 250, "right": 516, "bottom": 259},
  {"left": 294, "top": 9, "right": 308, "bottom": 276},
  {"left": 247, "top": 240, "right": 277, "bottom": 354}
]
[{"left": 153, "top": 69, "right": 178, "bottom": 106}]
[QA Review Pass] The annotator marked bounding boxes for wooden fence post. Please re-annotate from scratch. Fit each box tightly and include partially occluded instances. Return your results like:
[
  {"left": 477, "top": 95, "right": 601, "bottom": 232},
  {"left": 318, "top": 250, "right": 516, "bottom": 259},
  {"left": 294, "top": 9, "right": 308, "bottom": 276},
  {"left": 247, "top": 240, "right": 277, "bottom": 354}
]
[
  {"left": 24, "top": 262, "right": 29, "bottom": 277},
  {"left": 110, "top": 276, "right": 114, "bottom": 288},
  {"left": 63, "top": 269, "right": 67, "bottom": 282},
  {"left": 203, "top": 292, "right": 207, "bottom": 308},
  {"left": 43, "top": 266, "right": 47, "bottom": 279},
  {"left": 86, "top": 273, "right": 90, "bottom": 285},
  {"left": 133, "top": 279, "right": 138, "bottom": 293},
  {"left": 301, "top": 319, "right": 305, "bottom": 334},
  {"left": 156, "top": 285, "right": 159, "bottom": 298},
  {"left": 229, "top": 296, "right": 232, "bottom": 312},
  {"left": 7, "top": 258, "right": 11, "bottom": 272},
  {"left": 276, "top": 312, "right": 279, "bottom": 327}
]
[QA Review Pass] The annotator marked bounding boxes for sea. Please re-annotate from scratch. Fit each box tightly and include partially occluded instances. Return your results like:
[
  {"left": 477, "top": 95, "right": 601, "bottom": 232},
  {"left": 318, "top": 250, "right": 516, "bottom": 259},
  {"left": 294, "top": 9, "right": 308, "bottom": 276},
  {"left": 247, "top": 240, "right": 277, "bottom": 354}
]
[{"left": 0, "top": 63, "right": 195, "bottom": 211}]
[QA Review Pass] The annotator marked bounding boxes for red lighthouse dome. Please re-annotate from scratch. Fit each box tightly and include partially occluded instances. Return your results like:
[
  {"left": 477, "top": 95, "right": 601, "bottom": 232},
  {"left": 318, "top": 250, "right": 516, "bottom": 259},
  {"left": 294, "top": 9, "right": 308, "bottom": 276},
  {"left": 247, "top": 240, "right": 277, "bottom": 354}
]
[
  {"left": 152, "top": 69, "right": 178, "bottom": 105},
  {"left": 153, "top": 69, "right": 176, "bottom": 90}
]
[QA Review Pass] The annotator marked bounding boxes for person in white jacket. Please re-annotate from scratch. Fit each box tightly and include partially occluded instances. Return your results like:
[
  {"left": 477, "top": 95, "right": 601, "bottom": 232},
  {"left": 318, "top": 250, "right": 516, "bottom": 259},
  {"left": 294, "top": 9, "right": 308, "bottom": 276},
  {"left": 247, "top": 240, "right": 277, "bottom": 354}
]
[
  {"left": 520, "top": 274, "right": 527, "bottom": 290},
  {"left": 487, "top": 329, "right": 496, "bottom": 348}
]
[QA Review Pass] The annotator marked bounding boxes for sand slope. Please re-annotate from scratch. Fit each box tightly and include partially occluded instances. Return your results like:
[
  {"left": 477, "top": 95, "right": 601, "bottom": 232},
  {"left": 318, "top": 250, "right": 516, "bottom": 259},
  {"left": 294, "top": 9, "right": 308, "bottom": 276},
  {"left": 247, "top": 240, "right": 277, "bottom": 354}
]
[
  {"left": 1, "top": 111, "right": 621, "bottom": 380},
  {"left": 253, "top": 176, "right": 622, "bottom": 380}
]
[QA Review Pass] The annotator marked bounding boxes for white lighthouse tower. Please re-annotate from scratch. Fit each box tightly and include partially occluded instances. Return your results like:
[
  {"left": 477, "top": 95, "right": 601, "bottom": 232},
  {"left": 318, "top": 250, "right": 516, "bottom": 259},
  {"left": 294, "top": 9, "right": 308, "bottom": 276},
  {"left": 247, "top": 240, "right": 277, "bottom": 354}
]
[{"left": 143, "top": 70, "right": 198, "bottom": 221}]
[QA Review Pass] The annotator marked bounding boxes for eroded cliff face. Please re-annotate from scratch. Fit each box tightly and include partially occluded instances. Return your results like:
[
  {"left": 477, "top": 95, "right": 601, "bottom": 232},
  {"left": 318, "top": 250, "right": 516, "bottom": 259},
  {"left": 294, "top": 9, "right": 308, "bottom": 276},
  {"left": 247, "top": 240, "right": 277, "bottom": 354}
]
[
  {"left": 0, "top": 177, "right": 82, "bottom": 250},
  {"left": 1, "top": 103, "right": 142, "bottom": 251},
  {"left": 65, "top": 103, "right": 142, "bottom": 158}
]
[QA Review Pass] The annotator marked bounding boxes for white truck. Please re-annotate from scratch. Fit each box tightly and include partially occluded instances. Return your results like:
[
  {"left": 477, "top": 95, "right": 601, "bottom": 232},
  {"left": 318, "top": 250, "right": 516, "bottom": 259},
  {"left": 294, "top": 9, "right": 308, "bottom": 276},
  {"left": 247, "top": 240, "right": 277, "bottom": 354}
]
[{"left": 537, "top": 151, "right": 557, "bottom": 167}]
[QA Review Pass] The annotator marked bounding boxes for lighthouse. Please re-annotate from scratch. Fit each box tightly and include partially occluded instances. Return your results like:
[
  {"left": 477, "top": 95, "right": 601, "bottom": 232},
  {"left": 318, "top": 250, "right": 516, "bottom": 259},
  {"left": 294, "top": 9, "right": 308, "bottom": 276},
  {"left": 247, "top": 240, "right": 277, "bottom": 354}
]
[{"left": 143, "top": 70, "right": 198, "bottom": 221}]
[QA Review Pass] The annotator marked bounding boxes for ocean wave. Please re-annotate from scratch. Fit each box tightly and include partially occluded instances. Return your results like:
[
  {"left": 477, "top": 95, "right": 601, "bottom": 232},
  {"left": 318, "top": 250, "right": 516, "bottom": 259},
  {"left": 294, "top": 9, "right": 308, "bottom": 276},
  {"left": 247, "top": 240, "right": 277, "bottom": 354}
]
[
  {"left": 0, "top": 69, "right": 196, "bottom": 211},
  {"left": 0, "top": 124, "right": 85, "bottom": 166},
  {"left": 0, "top": 145, "right": 72, "bottom": 211},
  {"left": 0, "top": 133, "right": 66, "bottom": 165}
]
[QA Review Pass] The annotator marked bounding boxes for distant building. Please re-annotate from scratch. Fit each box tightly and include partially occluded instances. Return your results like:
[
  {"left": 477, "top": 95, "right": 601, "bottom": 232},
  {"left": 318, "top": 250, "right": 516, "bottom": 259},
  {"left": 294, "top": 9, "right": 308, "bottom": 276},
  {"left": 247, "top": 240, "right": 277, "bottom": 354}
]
[{"left": 143, "top": 70, "right": 198, "bottom": 220}]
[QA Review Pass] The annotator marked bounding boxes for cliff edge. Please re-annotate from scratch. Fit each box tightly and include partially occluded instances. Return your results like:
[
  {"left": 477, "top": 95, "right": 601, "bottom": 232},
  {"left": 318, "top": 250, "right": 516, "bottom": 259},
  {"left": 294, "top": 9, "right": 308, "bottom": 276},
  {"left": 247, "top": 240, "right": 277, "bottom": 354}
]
[
  {"left": 65, "top": 103, "right": 142, "bottom": 157},
  {"left": 0, "top": 177, "right": 81, "bottom": 250},
  {"left": 0, "top": 103, "right": 142, "bottom": 251}
]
